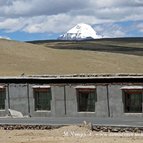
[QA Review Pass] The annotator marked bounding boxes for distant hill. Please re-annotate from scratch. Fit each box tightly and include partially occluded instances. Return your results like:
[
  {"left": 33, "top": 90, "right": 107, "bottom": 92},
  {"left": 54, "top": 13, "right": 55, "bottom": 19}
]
[
  {"left": 0, "top": 38, "right": 143, "bottom": 76},
  {"left": 28, "top": 37, "right": 143, "bottom": 56}
]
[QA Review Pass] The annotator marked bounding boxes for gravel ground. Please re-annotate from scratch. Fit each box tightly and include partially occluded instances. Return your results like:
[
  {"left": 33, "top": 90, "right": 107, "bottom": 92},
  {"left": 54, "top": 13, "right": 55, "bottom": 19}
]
[{"left": 0, "top": 125, "right": 143, "bottom": 143}]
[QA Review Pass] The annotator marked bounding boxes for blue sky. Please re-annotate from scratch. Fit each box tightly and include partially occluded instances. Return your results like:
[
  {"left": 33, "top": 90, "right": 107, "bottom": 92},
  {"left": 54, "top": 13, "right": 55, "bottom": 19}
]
[{"left": 0, "top": 0, "right": 143, "bottom": 41}]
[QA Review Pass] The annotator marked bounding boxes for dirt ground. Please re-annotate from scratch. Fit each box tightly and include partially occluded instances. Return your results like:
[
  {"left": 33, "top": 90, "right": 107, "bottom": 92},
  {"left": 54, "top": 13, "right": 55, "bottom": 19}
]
[{"left": 0, "top": 125, "right": 143, "bottom": 143}]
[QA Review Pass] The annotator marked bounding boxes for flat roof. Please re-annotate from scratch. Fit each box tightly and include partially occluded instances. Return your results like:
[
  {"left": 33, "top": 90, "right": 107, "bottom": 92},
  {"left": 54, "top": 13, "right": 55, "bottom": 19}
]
[
  {"left": 0, "top": 73, "right": 143, "bottom": 79},
  {"left": 0, "top": 74, "right": 142, "bottom": 84}
]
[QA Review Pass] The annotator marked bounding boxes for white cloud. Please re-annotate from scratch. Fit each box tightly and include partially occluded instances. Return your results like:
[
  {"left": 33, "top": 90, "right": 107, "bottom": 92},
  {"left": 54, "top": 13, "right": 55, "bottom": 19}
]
[
  {"left": 23, "top": 15, "right": 73, "bottom": 33},
  {"left": 0, "top": 0, "right": 87, "bottom": 17},
  {"left": 0, "top": 0, "right": 143, "bottom": 20},
  {"left": 0, "top": 0, "right": 143, "bottom": 37},
  {"left": 0, "top": 14, "right": 107, "bottom": 34},
  {"left": 0, "top": 35, "right": 11, "bottom": 40},
  {"left": 136, "top": 23, "right": 143, "bottom": 33},
  {"left": 0, "top": 18, "right": 26, "bottom": 32},
  {"left": 94, "top": 23, "right": 126, "bottom": 38}
]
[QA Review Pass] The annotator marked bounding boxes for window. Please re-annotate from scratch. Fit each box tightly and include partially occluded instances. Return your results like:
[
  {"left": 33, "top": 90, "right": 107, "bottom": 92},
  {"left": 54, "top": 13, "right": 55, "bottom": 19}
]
[
  {"left": 123, "top": 90, "right": 142, "bottom": 113},
  {"left": 0, "top": 88, "right": 6, "bottom": 110},
  {"left": 76, "top": 88, "right": 96, "bottom": 112},
  {"left": 33, "top": 87, "right": 52, "bottom": 111}
]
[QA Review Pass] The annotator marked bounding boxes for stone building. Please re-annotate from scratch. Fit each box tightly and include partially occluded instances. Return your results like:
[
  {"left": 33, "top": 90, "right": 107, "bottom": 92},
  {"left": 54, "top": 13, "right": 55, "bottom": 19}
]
[{"left": 0, "top": 74, "right": 143, "bottom": 118}]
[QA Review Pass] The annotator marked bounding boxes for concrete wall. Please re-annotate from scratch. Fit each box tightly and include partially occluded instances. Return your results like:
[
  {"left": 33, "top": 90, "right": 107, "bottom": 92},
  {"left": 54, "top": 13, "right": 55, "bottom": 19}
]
[
  {"left": 8, "top": 84, "right": 29, "bottom": 116},
  {"left": 108, "top": 85, "right": 123, "bottom": 117},
  {"left": 96, "top": 85, "right": 109, "bottom": 117},
  {"left": 66, "top": 85, "right": 96, "bottom": 117},
  {"left": 0, "top": 83, "right": 142, "bottom": 118},
  {"left": 51, "top": 86, "right": 65, "bottom": 117}
]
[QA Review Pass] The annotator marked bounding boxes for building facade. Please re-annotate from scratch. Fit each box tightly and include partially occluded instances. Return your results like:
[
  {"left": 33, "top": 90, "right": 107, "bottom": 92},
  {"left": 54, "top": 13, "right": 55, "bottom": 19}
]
[{"left": 0, "top": 74, "right": 143, "bottom": 118}]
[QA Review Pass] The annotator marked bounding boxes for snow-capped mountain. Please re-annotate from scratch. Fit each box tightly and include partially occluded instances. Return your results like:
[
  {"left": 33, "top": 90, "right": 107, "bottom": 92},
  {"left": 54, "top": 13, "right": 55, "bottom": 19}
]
[{"left": 58, "top": 23, "right": 102, "bottom": 40}]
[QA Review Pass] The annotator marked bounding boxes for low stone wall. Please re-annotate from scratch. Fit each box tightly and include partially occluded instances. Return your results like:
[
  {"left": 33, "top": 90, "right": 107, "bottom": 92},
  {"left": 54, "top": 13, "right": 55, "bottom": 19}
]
[
  {"left": 0, "top": 124, "right": 143, "bottom": 133},
  {"left": 92, "top": 126, "right": 143, "bottom": 133}
]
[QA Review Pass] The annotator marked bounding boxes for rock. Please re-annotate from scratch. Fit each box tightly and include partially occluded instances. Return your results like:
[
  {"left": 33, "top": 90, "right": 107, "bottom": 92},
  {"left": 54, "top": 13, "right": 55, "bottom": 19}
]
[
  {"left": 111, "top": 128, "right": 119, "bottom": 132},
  {"left": 8, "top": 109, "right": 23, "bottom": 118},
  {"left": 81, "top": 121, "right": 93, "bottom": 130}
]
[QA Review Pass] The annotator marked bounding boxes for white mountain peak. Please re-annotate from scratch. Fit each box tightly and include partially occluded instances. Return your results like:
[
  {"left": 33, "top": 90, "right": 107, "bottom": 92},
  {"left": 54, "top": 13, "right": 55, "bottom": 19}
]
[{"left": 58, "top": 23, "right": 102, "bottom": 40}]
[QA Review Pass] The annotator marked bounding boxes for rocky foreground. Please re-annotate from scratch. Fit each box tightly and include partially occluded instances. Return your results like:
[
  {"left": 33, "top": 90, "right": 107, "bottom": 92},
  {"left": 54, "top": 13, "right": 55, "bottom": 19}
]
[
  {"left": 0, "top": 125, "right": 143, "bottom": 143},
  {"left": 0, "top": 123, "right": 143, "bottom": 133}
]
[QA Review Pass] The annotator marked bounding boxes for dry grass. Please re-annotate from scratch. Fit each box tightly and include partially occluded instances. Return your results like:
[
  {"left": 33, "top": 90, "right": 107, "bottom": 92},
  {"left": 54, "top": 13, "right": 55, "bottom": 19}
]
[{"left": 0, "top": 39, "right": 143, "bottom": 76}]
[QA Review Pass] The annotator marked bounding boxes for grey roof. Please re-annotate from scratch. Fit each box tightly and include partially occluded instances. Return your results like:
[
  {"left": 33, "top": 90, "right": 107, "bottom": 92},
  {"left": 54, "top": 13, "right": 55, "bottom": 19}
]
[
  {"left": 0, "top": 74, "right": 142, "bottom": 84},
  {"left": 0, "top": 73, "right": 143, "bottom": 80}
]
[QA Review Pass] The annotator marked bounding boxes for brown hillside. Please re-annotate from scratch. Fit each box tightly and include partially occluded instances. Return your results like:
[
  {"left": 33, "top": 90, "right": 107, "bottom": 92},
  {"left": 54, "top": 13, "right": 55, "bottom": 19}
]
[{"left": 0, "top": 39, "right": 143, "bottom": 76}]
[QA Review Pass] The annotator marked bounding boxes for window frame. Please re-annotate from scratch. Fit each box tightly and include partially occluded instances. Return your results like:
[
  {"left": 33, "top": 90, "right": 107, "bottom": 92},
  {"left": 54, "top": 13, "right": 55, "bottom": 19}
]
[
  {"left": 76, "top": 87, "right": 96, "bottom": 112},
  {"left": 33, "top": 86, "right": 52, "bottom": 111},
  {"left": 122, "top": 89, "right": 143, "bottom": 113},
  {"left": 0, "top": 87, "right": 6, "bottom": 110}
]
